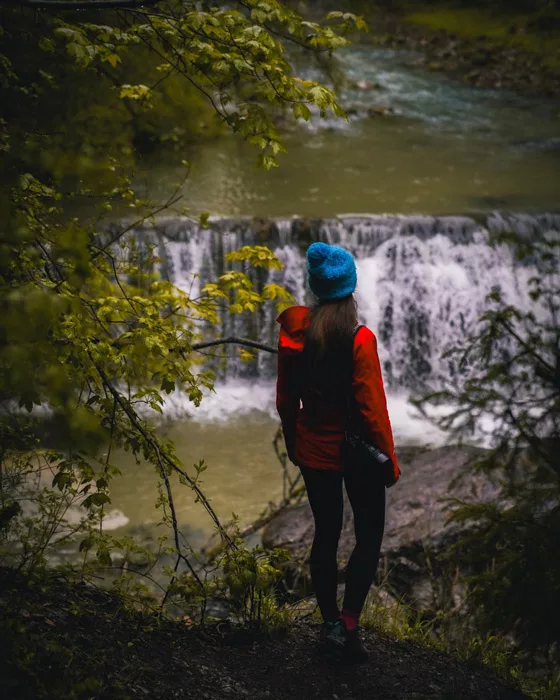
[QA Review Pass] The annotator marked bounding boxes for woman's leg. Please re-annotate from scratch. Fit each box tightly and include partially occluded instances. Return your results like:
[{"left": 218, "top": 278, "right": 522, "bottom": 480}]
[
  {"left": 299, "top": 465, "right": 344, "bottom": 622},
  {"left": 342, "top": 463, "right": 386, "bottom": 621}
]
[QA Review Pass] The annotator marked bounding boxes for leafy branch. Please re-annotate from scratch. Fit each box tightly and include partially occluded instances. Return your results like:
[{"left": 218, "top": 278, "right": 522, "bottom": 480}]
[{"left": 0, "top": 0, "right": 158, "bottom": 8}]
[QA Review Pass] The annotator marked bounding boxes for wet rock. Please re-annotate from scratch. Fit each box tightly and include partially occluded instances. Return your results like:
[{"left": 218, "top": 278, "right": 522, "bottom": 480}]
[
  {"left": 251, "top": 218, "right": 281, "bottom": 247},
  {"left": 352, "top": 79, "right": 383, "bottom": 91},
  {"left": 471, "top": 50, "right": 492, "bottom": 67},
  {"left": 466, "top": 69, "right": 482, "bottom": 81},
  {"left": 262, "top": 445, "right": 502, "bottom": 610},
  {"left": 367, "top": 106, "right": 395, "bottom": 118}
]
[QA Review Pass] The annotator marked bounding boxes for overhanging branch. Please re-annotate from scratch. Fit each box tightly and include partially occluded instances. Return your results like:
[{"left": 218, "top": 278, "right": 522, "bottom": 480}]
[
  {"left": 0, "top": 0, "right": 159, "bottom": 9},
  {"left": 192, "top": 337, "right": 277, "bottom": 355},
  {"left": 57, "top": 335, "right": 279, "bottom": 354}
]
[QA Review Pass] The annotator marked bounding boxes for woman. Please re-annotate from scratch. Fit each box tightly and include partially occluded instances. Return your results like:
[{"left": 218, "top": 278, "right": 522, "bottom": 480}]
[{"left": 276, "top": 241, "right": 400, "bottom": 661}]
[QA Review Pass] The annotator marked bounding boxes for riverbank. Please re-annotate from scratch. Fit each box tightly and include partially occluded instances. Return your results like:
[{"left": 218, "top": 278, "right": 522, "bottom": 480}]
[
  {"left": 348, "top": 4, "right": 560, "bottom": 97},
  {"left": 0, "top": 567, "right": 529, "bottom": 700}
]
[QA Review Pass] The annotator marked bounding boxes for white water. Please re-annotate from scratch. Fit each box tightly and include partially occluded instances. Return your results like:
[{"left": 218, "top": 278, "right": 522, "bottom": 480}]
[
  {"left": 128, "top": 211, "right": 560, "bottom": 447},
  {"left": 132, "top": 212, "right": 557, "bottom": 389},
  {"left": 160, "top": 381, "right": 448, "bottom": 446}
]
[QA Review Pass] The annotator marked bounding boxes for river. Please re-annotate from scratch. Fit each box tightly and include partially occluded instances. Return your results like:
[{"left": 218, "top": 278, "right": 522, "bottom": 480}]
[
  {"left": 140, "top": 47, "right": 560, "bottom": 217},
  {"left": 101, "top": 44, "right": 559, "bottom": 543}
]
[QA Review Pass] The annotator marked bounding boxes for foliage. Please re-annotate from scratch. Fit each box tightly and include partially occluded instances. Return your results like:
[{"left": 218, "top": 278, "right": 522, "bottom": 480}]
[
  {"left": 165, "top": 522, "right": 291, "bottom": 628},
  {"left": 0, "top": 0, "right": 362, "bottom": 192},
  {"left": 415, "top": 233, "right": 559, "bottom": 674},
  {"left": 358, "top": 587, "right": 560, "bottom": 699},
  {"left": 0, "top": 0, "right": 363, "bottom": 602}
]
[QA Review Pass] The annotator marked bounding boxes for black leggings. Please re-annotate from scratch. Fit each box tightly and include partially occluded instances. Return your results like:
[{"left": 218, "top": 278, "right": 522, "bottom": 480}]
[{"left": 299, "top": 462, "right": 386, "bottom": 622}]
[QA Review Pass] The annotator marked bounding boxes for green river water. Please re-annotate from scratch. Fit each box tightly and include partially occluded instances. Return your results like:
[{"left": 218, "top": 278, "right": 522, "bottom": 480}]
[
  {"left": 141, "top": 47, "right": 560, "bottom": 217},
  {"left": 107, "top": 416, "right": 293, "bottom": 547}
]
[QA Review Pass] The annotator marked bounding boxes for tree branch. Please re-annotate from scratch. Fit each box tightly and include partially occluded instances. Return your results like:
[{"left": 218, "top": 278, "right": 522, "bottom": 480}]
[
  {"left": 0, "top": 0, "right": 159, "bottom": 9},
  {"left": 192, "top": 337, "right": 277, "bottom": 355}
]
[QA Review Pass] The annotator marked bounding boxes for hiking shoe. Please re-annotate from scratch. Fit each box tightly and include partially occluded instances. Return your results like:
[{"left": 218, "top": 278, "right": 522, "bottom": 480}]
[
  {"left": 322, "top": 620, "right": 368, "bottom": 663},
  {"left": 342, "top": 627, "right": 368, "bottom": 663},
  {"left": 320, "top": 620, "right": 345, "bottom": 647}
]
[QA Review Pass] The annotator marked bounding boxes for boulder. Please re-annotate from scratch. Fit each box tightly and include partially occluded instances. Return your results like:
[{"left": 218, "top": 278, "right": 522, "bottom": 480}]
[{"left": 262, "top": 445, "right": 502, "bottom": 609}]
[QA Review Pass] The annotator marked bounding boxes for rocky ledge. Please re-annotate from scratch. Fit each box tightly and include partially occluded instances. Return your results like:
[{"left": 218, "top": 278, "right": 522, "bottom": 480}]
[{"left": 262, "top": 445, "right": 502, "bottom": 609}]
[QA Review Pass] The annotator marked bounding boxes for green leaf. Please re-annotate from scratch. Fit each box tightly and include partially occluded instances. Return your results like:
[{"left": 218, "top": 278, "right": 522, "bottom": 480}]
[
  {"left": 292, "top": 103, "right": 311, "bottom": 121},
  {"left": 119, "top": 84, "right": 151, "bottom": 100},
  {"left": 79, "top": 537, "right": 93, "bottom": 552},
  {"left": 256, "top": 153, "right": 278, "bottom": 170},
  {"left": 105, "top": 53, "right": 121, "bottom": 68},
  {"left": 161, "top": 378, "right": 175, "bottom": 394},
  {"left": 96, "top": 549, "right": 112, "bottom": 568}
]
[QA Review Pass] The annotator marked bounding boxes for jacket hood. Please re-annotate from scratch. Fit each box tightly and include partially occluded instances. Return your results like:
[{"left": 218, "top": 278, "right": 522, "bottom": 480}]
[{"left": 276, "top": 306, "right": 309, "bottom": 354}]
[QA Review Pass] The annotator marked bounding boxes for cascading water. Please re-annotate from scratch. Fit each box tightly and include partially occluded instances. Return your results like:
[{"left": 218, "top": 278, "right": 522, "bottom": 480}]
[{"left": 128, "top": 212, "right": 559, "bottom": 410}]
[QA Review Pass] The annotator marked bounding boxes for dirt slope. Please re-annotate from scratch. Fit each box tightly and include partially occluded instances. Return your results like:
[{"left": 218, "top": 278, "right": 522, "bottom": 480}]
[{"left": 0, "top": 568, "right": 528, "bottom": 700}]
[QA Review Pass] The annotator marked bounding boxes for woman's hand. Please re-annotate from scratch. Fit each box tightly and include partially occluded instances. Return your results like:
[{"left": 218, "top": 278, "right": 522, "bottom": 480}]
[{"left": 383, "top": 459, "right": 400, "bottom": 488}]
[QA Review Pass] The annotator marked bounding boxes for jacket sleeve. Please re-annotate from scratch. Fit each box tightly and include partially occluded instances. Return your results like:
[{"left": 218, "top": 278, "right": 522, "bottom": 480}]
[
  {"left": 276, "top": 332, "right": 300, "bottom": 461},
  {"left": 352, "top": 328, "right": 400, "bottom": 479}
]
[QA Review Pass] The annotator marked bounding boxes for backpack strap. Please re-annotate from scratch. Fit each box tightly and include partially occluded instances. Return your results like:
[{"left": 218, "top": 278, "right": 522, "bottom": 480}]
[
  {"left": 352, "top": 323, "right": 365, "bottom": 338},
  {"left": 349, "top": 324, "right": 365, "bottom": 378},
  {"left": 346, "top": 324, "right": 365, "bottom": 433}
]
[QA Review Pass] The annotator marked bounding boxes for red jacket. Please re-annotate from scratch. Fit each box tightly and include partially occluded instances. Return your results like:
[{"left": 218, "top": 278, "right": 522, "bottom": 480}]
[{"left": 276, "top": 305, "right": 400, "bottom": 483}]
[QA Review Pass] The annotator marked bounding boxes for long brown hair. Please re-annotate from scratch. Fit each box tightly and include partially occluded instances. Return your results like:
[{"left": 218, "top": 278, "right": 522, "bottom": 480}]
[{"left": 302, "top": 295, "right": 358, "bottom": 396}]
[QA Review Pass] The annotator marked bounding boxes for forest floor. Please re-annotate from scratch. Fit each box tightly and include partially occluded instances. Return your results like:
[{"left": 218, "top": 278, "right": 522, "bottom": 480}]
[
  {"left": 356, "top": 5, "right": 560, "bottom": 97},
  {"left": 0, "top": 568, "right": 530, "bottom": 700}
]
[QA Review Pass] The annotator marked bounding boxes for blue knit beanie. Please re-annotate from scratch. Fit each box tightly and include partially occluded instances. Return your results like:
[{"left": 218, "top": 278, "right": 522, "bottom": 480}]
[{"left": 306, "top": 242, "right": 357, "bottom": 301}]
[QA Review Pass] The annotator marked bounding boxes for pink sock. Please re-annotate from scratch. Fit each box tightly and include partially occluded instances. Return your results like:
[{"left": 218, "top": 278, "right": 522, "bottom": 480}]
[{"left": 339, "top": 608, "right": 359, "bottom": 632}]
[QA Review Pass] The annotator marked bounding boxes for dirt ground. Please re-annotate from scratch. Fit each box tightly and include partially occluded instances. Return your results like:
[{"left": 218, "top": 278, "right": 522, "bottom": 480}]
[{"left": 0, "top": 568, "right": 529, "bottom": 700}]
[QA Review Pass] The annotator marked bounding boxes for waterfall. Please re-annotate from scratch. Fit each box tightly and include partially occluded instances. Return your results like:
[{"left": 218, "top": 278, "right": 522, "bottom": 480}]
[{"left": 127, "top": 213, "right": 558, "bottom": 393}]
